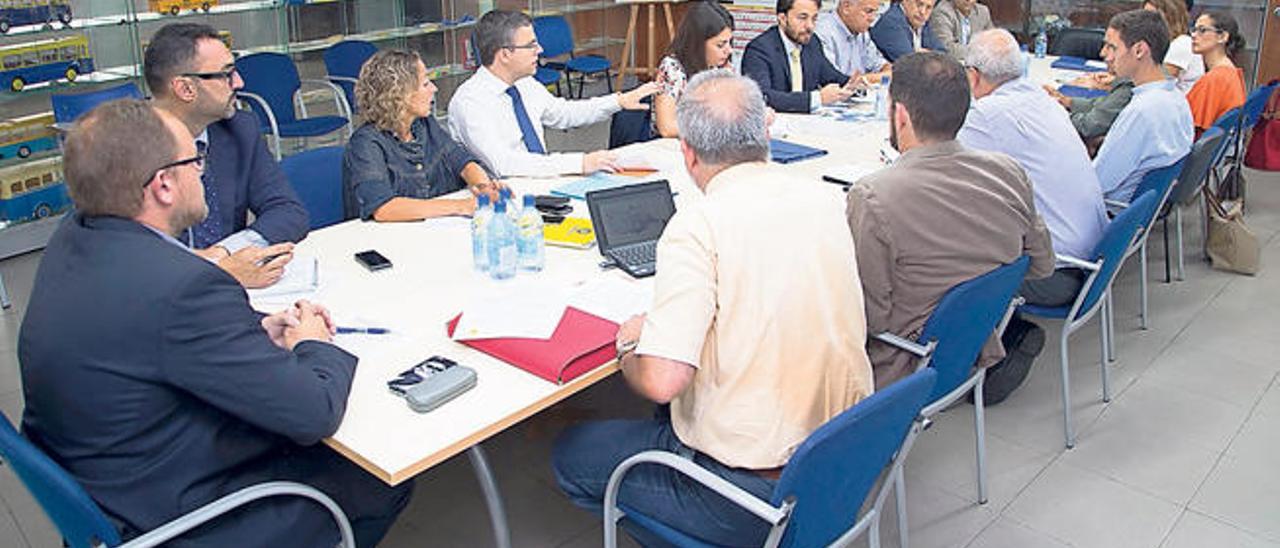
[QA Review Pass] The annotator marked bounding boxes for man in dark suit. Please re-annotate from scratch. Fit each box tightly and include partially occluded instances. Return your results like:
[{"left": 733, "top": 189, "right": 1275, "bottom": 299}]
[
  {"left": 741, "top": 0, "right": 857, "bottom": 113},
  {"left": 19, "top": 99, "right": 411, "bottom": 547},
  {"left": 147, "top": 23, "right": 310, "bottom": 289},
  {"left": 871, "top": 0, "right": 946, "bottom": 62}
]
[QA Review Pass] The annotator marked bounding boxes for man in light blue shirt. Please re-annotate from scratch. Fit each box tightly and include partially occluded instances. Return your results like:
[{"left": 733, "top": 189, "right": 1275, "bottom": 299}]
[
  {"left": 814, "top": 0, "right": 891, "bottom": 78},
  {"left": 1093, "top": 9, "right": 1193, "bottom": 202},
  {"left": 957, "top": 29, "right": 1110, "bottom": 403}
]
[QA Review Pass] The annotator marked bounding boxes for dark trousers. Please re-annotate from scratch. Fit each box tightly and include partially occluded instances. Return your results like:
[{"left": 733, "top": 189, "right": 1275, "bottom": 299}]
[
  {"left": 552, "top": 417, "right": 777, "bottom": 548},
  {"left": 1020, "top": 267, "right": 1087, "bottom": 308}
]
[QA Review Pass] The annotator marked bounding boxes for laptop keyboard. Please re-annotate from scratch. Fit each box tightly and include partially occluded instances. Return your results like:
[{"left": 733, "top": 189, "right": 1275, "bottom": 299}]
[{"left": 610, "top": 241, "right": 657, "bottom": 268}]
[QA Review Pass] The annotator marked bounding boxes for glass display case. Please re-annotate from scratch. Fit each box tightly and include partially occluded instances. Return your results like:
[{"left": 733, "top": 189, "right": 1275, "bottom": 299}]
[{"left": 0, "top": 0, "right": 626, "bottom": 257}]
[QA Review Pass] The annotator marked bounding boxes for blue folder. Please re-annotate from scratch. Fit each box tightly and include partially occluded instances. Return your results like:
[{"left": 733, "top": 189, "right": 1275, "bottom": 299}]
[
  {"left": 550, "top": 173, "right": 636, "bottom": 200},
  {"left": 1057, "top": 85, "right": 1108, "bottom": 99},
  {"left": 1050, "top": 56, "right": 1107, "bottom": 72},
  {"left": 769, "top": 139, "right": 828, "bottom": 164}
]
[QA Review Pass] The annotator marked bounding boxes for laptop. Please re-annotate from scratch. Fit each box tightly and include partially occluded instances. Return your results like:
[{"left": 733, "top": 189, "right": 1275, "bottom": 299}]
[{"left": 586, "top": 180, "right": 676, "bottom": 278}]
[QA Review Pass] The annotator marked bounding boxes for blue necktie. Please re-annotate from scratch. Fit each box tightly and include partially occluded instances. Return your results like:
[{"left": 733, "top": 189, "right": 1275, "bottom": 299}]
[
  {"left": 190, "top": 140, "right": 223, "bottom": 249},
  {"left": 505, "top": 86, "right": 545, "bottom": 154}
]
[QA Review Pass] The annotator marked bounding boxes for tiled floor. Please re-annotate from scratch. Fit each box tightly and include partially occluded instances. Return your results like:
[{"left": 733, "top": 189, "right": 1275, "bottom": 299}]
[{"left": 2, "top": 125, "right": 1279, "bottom": 546}]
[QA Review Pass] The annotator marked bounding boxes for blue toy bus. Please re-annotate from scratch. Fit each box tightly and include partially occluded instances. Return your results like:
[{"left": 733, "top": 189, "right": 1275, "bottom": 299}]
[
  {"left": 0, "top": 0, "right": 72, "bottom": 34},
  {"left": 0, "top": 112, "right": 57, "bottom": 163},
  {"left": 0, "top": 35, "right": 94, "bottom": 92},
  {"left": 0, "top": 155, "right": 70, "bottom": 223}
]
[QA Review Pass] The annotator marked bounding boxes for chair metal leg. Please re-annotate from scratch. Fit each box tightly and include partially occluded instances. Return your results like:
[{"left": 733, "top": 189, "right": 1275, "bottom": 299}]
[
  {"left": 1163, "top": 217, "right": 1172, "bottom": 284},
  {"left": 869, "top": 512, "right": 881, "bottom": 548},
  {"left": 1105, "top": 290, "right": 1116, "bottom": 363},
  {"left": 973, "top": 372, "right": 988, "bottom": 505},
  {"left": 1099, "top": 297, "right": 1112, "bottom": 403},
  {"left": 467, "top": 446, "right": 511, "bottom": 548},
  {"left": 1175, "top": 207, "right": 1186, "bottom": 281},
  {"left": 1060, "top": 326, "right": 1075, "bottom": 449},
  {"left": 1139, "top": 243, "right": 1149, "bottom": 330},
  {"left": 894, "top": 466, "right": 908, "bottom": 548},
  {"left": 0, "top": 272, "right": 11, "bottom": 309}
]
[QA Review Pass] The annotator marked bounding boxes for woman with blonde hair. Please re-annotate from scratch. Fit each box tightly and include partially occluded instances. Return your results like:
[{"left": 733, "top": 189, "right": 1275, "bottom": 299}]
[
  {"left": 343, "top": 49, "right": 501, "bottom": 222},
  {"left": 1144, "top": 0, "right": 1203, "bottom": 93}
]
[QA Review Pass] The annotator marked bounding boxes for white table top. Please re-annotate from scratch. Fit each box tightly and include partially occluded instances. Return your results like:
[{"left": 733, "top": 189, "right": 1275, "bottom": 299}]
[{"left": 289, "top": 55, "right": 1081, "bottom": 486}]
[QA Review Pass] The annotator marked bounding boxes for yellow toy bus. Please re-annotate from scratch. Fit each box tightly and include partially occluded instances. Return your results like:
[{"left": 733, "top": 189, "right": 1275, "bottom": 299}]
[
  {"left": 149, "top": 0, "right": 218, "bottom": 16},
  {"left": 0, "top": 112, "right": 56, "bottom": 162},
  {"left": 0, "top": 34, "right": 93, "bottom": 92},
  {"left": 0, "top": 155, "right": 70, "bottom": 222}
]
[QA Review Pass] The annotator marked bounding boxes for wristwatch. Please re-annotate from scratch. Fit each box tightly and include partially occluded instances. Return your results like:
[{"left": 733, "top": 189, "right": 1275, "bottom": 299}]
[{"left": 615, "top": 338, "right": 638, "bottom": 361}]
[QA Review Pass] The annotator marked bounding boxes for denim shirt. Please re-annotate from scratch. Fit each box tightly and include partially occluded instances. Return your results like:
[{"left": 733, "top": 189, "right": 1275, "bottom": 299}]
[{"left": 343, "top": 117, "right": 482, "bottom": 220}]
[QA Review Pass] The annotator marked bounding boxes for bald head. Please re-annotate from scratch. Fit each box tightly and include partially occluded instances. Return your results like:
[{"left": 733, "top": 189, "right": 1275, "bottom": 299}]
[{"left": 676, "top": 70, "right": 770, "bottom": 166}]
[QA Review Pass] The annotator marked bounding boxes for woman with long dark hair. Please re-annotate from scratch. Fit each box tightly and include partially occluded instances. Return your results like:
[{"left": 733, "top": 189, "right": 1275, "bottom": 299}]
[
  {"left": 1185, "top": 10, "right": 1246, "bottom": 134},
  {"left": 652, "top": 1, "right": 735, "bottom": 137}
]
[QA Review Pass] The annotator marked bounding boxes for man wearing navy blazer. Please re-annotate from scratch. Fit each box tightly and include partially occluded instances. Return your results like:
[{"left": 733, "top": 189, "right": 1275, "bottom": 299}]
[
  {"left": 871, "top": 0, "right": 946, "bottom": 62},
  {"left": 741, "top": 0, "right": 856, "bottom": 113},
  {"left": 19, "top": 99, "right": 411, "bottom": 547},
  {"left": 147, "top": 23, "right": 309, "bottom": 289}
]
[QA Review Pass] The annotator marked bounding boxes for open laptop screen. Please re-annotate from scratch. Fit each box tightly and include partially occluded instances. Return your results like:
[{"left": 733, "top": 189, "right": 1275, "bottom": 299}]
[{"left": 587, "top": 180, "right": 676, "bottom": 250}]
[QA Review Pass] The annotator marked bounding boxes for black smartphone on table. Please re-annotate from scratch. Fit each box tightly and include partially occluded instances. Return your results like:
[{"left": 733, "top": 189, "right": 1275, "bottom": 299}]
[{"left": 354, "top": 250, "right": 392, "bottom": 272}]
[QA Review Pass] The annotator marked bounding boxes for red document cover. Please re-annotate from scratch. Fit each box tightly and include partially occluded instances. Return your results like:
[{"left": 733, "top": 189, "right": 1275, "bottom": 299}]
[{"left": 446, "top": 307, "right": 619, "bottom": 384}]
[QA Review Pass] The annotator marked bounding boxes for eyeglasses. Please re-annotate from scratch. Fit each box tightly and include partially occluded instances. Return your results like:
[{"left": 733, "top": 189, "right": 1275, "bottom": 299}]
[
  {"left": 1191, "top": 25, "right": 1222, "bottom": 35},
  {"left": 181, "top": 66, "right": 238, "bottom": 84},
  {"left": 143, "top": 151, "right": 207, "bottom": 187},
  {"left": 503, "top": 39, "right": 540, "bottom": 51}
]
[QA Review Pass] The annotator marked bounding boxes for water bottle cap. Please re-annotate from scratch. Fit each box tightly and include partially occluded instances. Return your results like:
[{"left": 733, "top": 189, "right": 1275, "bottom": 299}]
[
  {"left": 478, "top": 194, "right": 490, "bottom": 206},
  {"left": 494, "top": 200, "right": 506, "bottom": 213},
  {"left": 523, "top": 194, "right": 536, "bottom": 206},
  {"left": 880, "top": 75, "right": 890, "bottom": 84},
  {"left": 500, "top": 187, "right": 513, "bottom": 199}
]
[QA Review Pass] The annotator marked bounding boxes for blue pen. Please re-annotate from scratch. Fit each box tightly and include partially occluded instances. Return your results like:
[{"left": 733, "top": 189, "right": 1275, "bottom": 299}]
[{"left": 337, "top": 327, "right": 391, "bottom": 335}]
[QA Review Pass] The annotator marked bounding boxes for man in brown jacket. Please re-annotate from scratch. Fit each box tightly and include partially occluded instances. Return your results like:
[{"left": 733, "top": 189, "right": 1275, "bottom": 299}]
[{"left": 846, "top": 51, "right": 1055, "bottom": 391}]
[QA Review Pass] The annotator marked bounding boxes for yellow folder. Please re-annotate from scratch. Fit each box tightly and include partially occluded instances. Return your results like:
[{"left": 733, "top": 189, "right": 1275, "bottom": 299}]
[{"left": 543, "top": 217, "right": 596, "bottom": 249}]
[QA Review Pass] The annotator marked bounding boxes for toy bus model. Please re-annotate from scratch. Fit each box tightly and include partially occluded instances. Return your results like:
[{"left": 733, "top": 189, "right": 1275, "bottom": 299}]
[
  {"left": 0, "top": 155, "right": 70, "bottom": 223},
  {"left": 0, "top": 0, "right": 72, "bottom": 34},
  {"left": 0, "top": 112, "right": 56, "bottom": 162},
  {"left": 0, "top": 34, "right": 94, "bottom": 92},
  {"left": 149, "top": 0, "right": 219, "bottom": 16}
]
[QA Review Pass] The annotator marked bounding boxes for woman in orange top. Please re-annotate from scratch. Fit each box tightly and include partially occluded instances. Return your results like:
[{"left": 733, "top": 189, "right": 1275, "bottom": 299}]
[{"left": 1185, "top": 11, "right": 1246, "bottom": 135}]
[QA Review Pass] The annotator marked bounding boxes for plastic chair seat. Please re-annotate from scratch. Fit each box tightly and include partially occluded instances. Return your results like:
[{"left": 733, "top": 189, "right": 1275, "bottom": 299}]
[
  {"left": 534, "top": 66, "right": 561, "bottom": 86},
  {"left": 1017, "top": 302, "right": 1069, "bottom": 319},
  {"left": 619, "top": 505, "right": 718, "bottom": 548},
  {"left": 566, "top": 55, "right": 611, "bottom": 74},
  {"left": 273, "top": 116, "right": 349, "bottom": 138}
]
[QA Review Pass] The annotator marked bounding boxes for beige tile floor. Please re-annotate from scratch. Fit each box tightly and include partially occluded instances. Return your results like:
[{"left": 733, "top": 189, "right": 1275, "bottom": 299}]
[{"left": 1, "top": 124, "right": 1278, "bottom": 546}]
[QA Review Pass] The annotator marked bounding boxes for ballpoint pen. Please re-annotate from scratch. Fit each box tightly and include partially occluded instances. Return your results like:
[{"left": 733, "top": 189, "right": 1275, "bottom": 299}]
[{"left": 336, "top": 327, "right": 391, "bottom": 334}]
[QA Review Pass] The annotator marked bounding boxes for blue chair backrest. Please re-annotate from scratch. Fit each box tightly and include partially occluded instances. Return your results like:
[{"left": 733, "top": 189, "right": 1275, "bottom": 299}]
[
  {"left": 0, "top": 417, "right": 122, "bottom": 548},
  {"left": 1170, "top": 127, "right": 1227, "bottom": 206},
  {"left": 323, "top": 40, "right": 377, "bottom": 111},
  {"left": 1212, "top": 107, "right": 1242, "bottom": 136},
  {"left": 281, "top": 146, "right": 346, "bottom": 229},
  {"left": 608, "top": 94, "right": 654, "bottom": 148},
  {"left": 533, "top": 16, "right": 575, "bottom": 59},
  {"left": 50, "top": 82, "right": 142, "bottom": 124},
  {"left": 1243, "top": 82, "right": 1277, "bottom": 129},
  {"left": 237, "top": 53, "right": 302, "bottom": 128},
  {"left": 771, "top": 369, "right": 936, "bottom": 547},
  {"left": 918, "top": 256, "right": 1031, "bottom": 402},
  {"left": 1130, "top": 155, "right": 1188, "bottom": 217},
  {"left": 1077, "top": 191, "right": 1161, "bottom": 318}
]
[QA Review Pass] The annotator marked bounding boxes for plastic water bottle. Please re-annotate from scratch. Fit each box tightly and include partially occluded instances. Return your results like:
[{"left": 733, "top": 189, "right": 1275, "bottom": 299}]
[
  {"left": 499, "top": 187, "right": 517, "bottom": 222},
  {"left": 471, "top": 194, "right": 492, "bottom": 272},
  {"left": 516, "top": 195, "right": 545, "bottom": 272},
  {"left": 1021, "top": 44, "right": 1031, "bottom": 78},
  {"left": 487, "top": 201, "right": 517, "bottom": 280},
  {"left": 1034, "top": 30, "right": 1048, "bottom": 59},
  {"left": 874, "top": 75, "right": 890, "bottom": 120}
]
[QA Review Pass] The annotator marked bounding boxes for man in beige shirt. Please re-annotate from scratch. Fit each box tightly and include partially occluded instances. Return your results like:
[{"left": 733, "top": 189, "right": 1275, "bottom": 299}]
[
  {"left": 847, "top": 51, "right": 1055, "bottom": 390},
  {"left": 553, "top": 70, "right": 873, "bottom": 547}
]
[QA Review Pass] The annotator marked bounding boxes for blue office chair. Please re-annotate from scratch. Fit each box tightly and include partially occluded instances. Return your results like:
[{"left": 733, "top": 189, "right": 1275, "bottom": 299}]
[
  {"left": 1020, "top": 190, "right": 1161, "bottom": 449},
  {"left": 608, "top": 94, "right": 655, "bottom": 149},
  {"left": 602, "top": 369, "right": 937, "bottom": 548},
  {"left": 50, "top": 82, "right": 143, "bottom": 125},
  {"left": 533, "top": 16, "right": 613, "bottom": 98},
  {"left": 0, "top": 415, "right": 354, "bottom": 548},
  {"left": 1105, "top": 155, "right": 1188, "bottom": 331},
  {"left": 1048, "top": 28, "right": 1105, "bottom": 61},
  {"left": 872, "top": 256, "right": 1030, "bottom": 545},
  {"left": 323, "top": 40, "right": 378, "bottom": 115},
  {"left": 280, "top": 145, "right": 347, "bottom": 229},
  {"left": 1242, "top": 81, "right": 1277, "bottom": 131},
  {"left": 236, "top": 52, "right": 351, "bottom": 160},
  {"left": 1161, "top": 128, "right": 1228, "bottom": 282}
]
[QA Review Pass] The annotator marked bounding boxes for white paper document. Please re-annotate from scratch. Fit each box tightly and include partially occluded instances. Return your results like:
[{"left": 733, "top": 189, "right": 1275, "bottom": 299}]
[
  {"left": 567, "top": 276, "right": 653, "bottom": 324},
  {"left": 823, "top": 161, "right": 886, "bottom": 186},
  {"left": 452, "top": 279, "right": 570, "bottom": 340},
  {"left": 247, "top": 255, "right": 319, "bottom": 305}
]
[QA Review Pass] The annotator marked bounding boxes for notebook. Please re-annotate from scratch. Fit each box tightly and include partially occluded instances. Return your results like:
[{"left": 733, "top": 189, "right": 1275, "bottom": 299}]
[
  {"left": 543, "top": 217, "right": 596, "bottom": 249},
  {"left": 1057, "top": 84, "right": 1108, "bottom": 99},
  {"left": 1050, "top": 56, "right": 1108, "bottom": 72},
  {"left": 586, "top": 180, "right": 676, "bottom": 279},
  {"left": 769, "top": 138, "right": 828, "bottom": 164}
]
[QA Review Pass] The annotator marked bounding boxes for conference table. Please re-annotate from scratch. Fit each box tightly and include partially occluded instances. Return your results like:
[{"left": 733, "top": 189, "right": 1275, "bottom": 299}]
[{"left": 258, "top": 55, "right": 1083, "bottom": 547}]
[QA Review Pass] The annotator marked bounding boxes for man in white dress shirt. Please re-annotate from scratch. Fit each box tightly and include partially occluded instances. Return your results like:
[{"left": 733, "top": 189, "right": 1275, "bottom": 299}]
[
  {"left": 448, "top": 10, "right": 657, "bottom": 177},
  {"left": 814, "top": 0, "right": 892, "bottom": 79}
]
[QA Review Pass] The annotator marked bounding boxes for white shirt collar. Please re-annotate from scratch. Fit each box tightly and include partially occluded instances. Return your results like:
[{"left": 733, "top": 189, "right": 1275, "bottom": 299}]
[{"left": 779, "top": 26, "right": 801, "bottom": 57}]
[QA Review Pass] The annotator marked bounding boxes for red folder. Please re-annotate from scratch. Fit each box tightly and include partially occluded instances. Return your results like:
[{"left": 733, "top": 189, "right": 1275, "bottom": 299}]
[{"left": 446, "top": 307, "right": 619, "bottom": 384}]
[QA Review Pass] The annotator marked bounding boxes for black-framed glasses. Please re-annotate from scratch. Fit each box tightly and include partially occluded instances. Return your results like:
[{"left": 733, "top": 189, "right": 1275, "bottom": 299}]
[
  {"left": 1191, "top": 25, "right": 1222, "bottom": 35},
  {"left": 503, "top": 39, "right": 540, "bottom": 51},
  {"left": 143, "top": 151, "right": 207, "bottom": 187},
  {"left": 181, "top": 66, "right": 238, "bottom": 84}
]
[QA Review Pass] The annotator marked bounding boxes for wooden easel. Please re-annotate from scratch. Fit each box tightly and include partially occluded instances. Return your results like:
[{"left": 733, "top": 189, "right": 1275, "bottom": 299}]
[{"left": 616, "top": 0, "right": 679, "bottom": 89}]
